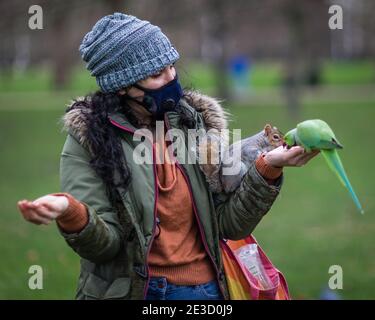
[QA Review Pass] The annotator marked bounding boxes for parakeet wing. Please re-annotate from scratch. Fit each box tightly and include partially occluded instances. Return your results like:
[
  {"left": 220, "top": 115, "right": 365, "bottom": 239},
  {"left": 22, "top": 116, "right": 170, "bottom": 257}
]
[
  {"left": 297, "top": 119, "right": 340, "bottom": 150},
  {"left": 296, "top": 121, "right": 321, "bottom": 149}
]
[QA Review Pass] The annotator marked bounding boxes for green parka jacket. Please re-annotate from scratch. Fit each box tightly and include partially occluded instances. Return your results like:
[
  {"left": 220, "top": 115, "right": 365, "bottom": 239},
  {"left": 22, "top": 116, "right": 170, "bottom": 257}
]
[{"left": 59, "top": 90, "right": 283, "bottom": 300}]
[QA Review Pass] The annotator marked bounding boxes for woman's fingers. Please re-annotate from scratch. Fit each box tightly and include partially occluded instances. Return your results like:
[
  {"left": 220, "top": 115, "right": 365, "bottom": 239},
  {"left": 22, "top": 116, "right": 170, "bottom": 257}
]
[
  {"left": 282, "top": 146, "right": 320, "bottom": 167},
  {"left": 287, "top": 146, "right": 305, "bottom": 156},
  {"left": 17, "top": 200, "right": 54, "bottom": 225},
  {"left": 297, "top": 150, "right": 320, "bottom": 165},
  {"left": 293, "top": 149, "right": 320, "bottom": 166},
  {"left": 20, "top": 200, "right": 39, "bottom": 210},
  {"left": 20, "top": 207, "right": 51, "bottom": 225},
  {"left": 264, "top": 145, "right": 304, "bottom": 167},
  {"left": 284, "top": 146, "right": 304, "bottom": 161},
  {"left": 282, "top": 146, "right": 305, "bottom": 166},
  {"left": 265, "top": 145, "right": 320, "bottom": 168},
  {"left": 34, "top": 195, "right": 69, "bottom": 214},
  {"left": 32, "top": 204, "right": 59, "bottom": 220},
  {"left": 18, "top": 200, "right": 38, "bottom": 213},
  {"left": 38, "top": 201, "right": 60, "bottom": 214},
  {"left": 32, "top": 214, "right": 52, "bottom": 225}
]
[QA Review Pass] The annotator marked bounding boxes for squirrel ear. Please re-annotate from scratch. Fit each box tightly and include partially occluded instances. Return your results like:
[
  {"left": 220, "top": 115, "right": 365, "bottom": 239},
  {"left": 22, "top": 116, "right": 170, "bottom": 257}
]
[{"left": 264, "top": 124, "right": 272, "bottom": 135}]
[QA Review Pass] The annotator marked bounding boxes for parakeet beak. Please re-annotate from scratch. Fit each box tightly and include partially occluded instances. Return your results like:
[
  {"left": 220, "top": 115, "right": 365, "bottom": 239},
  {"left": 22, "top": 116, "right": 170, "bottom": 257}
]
[
  {"left": 281, "top": 136, "right": 286, "bottom": 147},
  {"left": 283, "top": 142, "right": 292, "bottom": 149}
]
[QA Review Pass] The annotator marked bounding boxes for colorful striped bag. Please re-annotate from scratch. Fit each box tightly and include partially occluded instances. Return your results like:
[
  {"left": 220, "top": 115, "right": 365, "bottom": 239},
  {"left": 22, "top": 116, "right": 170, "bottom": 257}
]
[{"left": 220, "top": 235, "right": 290, "bottom": 300}]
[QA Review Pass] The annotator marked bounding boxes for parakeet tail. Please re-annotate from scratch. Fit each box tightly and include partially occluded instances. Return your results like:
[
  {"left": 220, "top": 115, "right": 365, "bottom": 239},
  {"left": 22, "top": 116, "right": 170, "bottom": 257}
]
[{"left": 321, "top": 149, "right": 364, "bottom": 214}]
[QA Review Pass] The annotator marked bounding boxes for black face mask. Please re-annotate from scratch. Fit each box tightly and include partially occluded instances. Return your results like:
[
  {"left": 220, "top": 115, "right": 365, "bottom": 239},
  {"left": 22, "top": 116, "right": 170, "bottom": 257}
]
[{"left": 125, "top": 75, "right": 183, "bottom": 120}]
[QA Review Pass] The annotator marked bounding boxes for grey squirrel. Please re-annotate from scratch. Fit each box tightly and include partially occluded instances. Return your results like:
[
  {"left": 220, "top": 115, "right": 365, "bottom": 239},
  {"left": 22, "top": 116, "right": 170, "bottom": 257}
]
[
  {"left": 199, "top": 124, "right": 284, "bottom": 194},
  {"left": 221, "top": 124, "right": 284, "bottom": 193}
]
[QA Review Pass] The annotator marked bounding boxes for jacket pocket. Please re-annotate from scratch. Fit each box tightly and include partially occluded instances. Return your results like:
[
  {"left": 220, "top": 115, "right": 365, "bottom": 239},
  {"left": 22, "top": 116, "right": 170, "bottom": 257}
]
[{"left": 82, "top": 273, "right": 132, "bottom": 300}]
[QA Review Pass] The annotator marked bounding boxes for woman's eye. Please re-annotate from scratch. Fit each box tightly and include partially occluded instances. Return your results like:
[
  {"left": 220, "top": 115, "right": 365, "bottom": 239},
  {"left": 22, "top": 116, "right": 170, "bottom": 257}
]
[
  {"left": 150, "top": 65, "right": 174, "bottom": 78},
  {"left": 151, "top": 72, "right": 162, "bottom": 78}
]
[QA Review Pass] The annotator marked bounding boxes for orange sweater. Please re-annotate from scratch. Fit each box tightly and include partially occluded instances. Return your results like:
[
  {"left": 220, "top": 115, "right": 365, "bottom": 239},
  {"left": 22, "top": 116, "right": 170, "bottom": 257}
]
[
  {"left": 147, "top": 138, "right": 216, "bottom": 284},
  {"left": 55, "top": 144, "right": 282, "bottom": 284}
]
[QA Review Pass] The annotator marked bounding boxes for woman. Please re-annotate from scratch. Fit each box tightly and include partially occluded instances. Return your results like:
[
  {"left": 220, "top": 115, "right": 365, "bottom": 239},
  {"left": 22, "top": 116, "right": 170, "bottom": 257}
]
[{"left": 17, "top": 13, "right": 319, "bottom": 300}]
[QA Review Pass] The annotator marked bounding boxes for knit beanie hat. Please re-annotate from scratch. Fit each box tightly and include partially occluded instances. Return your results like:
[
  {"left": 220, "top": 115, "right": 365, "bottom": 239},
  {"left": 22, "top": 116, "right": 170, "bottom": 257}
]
[{"left": 79, "top": 13, "right": 180, "bottom": 93}]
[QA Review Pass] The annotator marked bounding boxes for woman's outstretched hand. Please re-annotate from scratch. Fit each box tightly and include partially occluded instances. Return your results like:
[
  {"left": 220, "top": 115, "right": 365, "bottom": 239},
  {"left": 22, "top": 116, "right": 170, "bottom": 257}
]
[
  {"left": 264, "top": 145, "right": 320, "bottom": 168},
  {"left": 17, "top": 195, "right": 69, "bottom": 225}
]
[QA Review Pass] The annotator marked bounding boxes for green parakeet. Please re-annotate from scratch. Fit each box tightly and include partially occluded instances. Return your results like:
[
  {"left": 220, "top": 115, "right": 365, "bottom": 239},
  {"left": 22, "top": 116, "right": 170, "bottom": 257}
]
[{"left": 284, "top": 119, "right": 364, "bottom": 214}]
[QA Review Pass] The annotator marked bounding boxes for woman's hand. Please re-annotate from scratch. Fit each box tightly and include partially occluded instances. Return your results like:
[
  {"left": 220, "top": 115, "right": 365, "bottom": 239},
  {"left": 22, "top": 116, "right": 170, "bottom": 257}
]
[
  {"left": 264, "top": 145, "right": 320, "bottom": 168},
  {"left": 17, "top": 195, "right": 69, "bottom": 225}
]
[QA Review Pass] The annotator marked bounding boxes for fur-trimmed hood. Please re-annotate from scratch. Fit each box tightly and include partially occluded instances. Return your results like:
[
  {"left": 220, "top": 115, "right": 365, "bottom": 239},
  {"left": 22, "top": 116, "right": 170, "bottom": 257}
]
[{"left": 62, "top": 90, "right": 230, "bottom": 147}]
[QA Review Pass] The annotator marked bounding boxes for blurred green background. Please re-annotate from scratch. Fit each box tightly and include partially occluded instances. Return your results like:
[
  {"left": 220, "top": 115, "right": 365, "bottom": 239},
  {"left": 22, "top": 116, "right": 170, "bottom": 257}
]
[{"left": 1, "top": 0, "right": 374, "bottom": 300}]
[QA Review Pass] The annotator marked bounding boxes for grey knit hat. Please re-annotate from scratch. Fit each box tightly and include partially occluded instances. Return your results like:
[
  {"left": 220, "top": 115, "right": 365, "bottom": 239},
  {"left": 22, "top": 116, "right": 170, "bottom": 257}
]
[{"left": 79, "top": 13, "right": 180, "bottom": 93}]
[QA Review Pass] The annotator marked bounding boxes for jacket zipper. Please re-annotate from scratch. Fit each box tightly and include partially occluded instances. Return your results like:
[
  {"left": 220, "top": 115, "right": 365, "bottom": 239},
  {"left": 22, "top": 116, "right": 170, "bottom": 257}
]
[
  {"left": 110, "top": 116, "right": 226, "bottom": 300},
  {"left": 164, "top": 116, "right": 227, "bottom": 299},
  {"left": 109, "top": 118, "right": 158, "bottom": 299}
]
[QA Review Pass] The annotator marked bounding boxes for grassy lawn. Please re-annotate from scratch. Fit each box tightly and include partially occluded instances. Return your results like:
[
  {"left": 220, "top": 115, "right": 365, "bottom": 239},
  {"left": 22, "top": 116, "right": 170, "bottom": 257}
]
[
  {"left": 0, "top": 96, "right": 79, "bottom": 299},
  {"left": 182, "top": 60, "right": 375, "bottom": 89},
  {"left": 1, "top": 60, "right": 374, "bottom": 93}
]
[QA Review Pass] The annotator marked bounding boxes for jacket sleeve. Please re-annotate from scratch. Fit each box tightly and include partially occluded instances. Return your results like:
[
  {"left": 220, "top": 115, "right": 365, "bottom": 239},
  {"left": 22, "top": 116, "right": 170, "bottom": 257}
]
[
  {"left": 214, "top": 161, "right": 283, "bottom": 240},
  {"left": 58, "top": 134, "right": 124, "bottom": 263}
]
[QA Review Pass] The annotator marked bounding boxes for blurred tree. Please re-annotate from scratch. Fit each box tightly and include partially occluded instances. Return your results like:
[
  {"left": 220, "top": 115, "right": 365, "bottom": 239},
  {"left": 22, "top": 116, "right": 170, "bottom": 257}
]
[
  {"left": 105, "top": 0, "right": 126, "bottom": 12},
  {"left": 278, "top": 0, "right": 328, "bottom": 119},
  {"left": 50, "top": 0, "right": 127, "bottom": 89},
  {"left": 50, "top": 4, "right": 70, "bottom": 89},
  {"left": 202, "top": 0, "right": 230, "bottom": 100},
  {"left": 280, "top": 0, "right": 304, "bottom": 120},
  {"left": 1, "top": 0, "right": 374, "bottom": 94}
]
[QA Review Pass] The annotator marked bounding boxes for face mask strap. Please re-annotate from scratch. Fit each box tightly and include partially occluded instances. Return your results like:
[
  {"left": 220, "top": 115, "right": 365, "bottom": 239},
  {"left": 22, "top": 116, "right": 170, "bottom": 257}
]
[{"left": 132, "top": 74, "right": 179, "bottom": 93}]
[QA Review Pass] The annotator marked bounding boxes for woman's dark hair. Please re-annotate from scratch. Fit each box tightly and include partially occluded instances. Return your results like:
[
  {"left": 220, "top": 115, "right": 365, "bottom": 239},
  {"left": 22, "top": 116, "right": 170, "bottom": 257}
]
[
  {"left": 69, "top": 91, "right": 131, "bottom": 206},
  {"left": 66, "top": 89, "right": 196, "bottom": 206}
]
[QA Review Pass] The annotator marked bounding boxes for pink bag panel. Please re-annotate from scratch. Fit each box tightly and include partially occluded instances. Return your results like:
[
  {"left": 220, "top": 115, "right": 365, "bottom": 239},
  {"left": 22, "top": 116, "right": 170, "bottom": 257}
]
[{"left": 224, "top": 235, "right": 290, "bottom": 300}]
